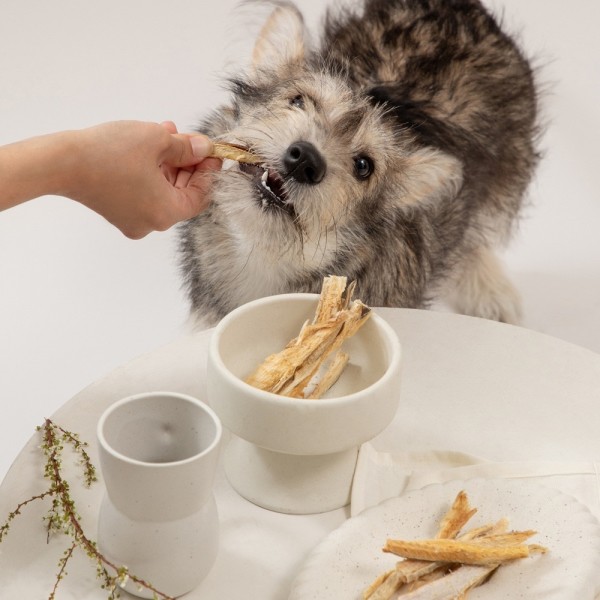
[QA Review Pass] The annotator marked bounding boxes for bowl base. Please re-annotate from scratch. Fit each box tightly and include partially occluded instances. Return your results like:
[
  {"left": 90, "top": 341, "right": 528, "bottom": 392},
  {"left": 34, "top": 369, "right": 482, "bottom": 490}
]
[{"left": 224, "top": 435, "right": 359, "bottom": 514}]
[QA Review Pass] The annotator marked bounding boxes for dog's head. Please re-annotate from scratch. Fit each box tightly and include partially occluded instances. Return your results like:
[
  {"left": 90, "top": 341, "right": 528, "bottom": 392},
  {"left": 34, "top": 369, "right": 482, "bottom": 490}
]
[{"left": 207, "top": 2, "right": 463, "bottom": 271}]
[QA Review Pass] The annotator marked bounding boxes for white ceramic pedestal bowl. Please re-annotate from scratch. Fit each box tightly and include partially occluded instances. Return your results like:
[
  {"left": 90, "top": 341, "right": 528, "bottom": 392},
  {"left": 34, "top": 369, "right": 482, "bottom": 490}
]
[{"left": 207, "top": 293, "right": 402, "bottom": 515}]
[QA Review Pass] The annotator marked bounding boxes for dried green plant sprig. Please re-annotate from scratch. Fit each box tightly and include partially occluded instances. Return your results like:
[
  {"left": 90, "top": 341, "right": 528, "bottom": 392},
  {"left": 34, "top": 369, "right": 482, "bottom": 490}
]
[{"left": 0, "top": 418, "right": 174, "bottom": 600}]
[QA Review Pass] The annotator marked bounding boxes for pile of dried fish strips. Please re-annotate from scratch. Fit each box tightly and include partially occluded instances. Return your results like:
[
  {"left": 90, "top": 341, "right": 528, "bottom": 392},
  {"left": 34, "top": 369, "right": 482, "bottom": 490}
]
[
  {"left": 364, "top": 490, "right": 548, "bottom": 599},
  {"left": 245, "top": 275, "right": 371, "bottom": 399}
]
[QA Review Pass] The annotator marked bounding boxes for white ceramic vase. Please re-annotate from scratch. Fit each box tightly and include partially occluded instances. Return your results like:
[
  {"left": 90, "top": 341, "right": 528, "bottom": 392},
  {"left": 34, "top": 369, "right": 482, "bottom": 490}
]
[{"left": 96, "top": 392, "right": 222, "bottom": 599}]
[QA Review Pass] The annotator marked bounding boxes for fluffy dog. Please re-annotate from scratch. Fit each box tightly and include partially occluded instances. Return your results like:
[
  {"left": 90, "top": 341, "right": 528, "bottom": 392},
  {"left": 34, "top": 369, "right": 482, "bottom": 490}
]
[{"left": 179, "top": 0, "right": 539, "bottom": 326}]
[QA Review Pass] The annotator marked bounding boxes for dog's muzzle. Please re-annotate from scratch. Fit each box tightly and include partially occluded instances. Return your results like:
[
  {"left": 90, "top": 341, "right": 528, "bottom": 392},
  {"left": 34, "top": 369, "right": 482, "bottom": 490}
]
[{"left": 239, "top": 141, "right": 327, "bottom": 216}]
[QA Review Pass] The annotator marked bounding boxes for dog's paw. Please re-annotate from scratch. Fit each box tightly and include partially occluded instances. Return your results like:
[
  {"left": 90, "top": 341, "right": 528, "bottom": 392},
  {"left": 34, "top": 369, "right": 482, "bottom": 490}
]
[
  {"left": 455, "top": 283, "right": 522, "bottom": 325},
  {"left": 448, "top": 248, "right": 522, "bottom": 325}
]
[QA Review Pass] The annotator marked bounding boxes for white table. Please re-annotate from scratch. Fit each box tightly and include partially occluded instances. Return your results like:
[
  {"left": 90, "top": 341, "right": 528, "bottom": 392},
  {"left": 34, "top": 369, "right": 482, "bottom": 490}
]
[{"left": 1, "top": 309, "right": 600, "bottom": 598}]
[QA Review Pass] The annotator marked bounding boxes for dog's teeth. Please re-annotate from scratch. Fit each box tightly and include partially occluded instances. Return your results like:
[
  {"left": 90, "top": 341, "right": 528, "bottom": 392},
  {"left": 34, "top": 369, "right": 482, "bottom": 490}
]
[{"left": 261, "top": 169, "right": 273, "bottom": 193}]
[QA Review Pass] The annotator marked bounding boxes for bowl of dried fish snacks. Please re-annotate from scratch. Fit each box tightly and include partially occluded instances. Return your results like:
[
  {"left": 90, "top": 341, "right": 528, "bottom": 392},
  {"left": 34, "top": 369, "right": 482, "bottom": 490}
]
[{"left": 207, "top": 276, "right": 401, "bottom": 514}]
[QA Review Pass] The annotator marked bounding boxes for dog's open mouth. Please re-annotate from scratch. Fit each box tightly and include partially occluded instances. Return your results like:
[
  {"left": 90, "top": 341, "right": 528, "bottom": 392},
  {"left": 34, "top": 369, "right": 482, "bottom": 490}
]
[{"left": 239, "top": 163, "right": 294, "bottom": 216}]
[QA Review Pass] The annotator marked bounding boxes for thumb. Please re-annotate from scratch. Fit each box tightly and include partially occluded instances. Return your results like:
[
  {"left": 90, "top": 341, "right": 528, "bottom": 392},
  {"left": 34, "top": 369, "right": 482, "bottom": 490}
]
[{"left": 162, "top": 133, "right": 214, "bottom": 167}]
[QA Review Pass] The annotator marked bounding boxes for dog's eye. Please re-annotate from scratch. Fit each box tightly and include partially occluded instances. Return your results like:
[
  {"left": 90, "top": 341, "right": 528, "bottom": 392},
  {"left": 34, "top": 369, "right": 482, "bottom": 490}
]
[
  {"left": 354, "top": 156, "right": 374, "bottom": 180},
  {"left": 290, "top": 94, "right": 304, "bottom": 109}
]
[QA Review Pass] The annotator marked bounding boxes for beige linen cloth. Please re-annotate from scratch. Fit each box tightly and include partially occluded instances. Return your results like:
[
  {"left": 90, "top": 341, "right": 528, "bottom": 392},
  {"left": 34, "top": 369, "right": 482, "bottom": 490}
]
[{"left": 351, "top": 442, "right": 600, "bottom": 519}]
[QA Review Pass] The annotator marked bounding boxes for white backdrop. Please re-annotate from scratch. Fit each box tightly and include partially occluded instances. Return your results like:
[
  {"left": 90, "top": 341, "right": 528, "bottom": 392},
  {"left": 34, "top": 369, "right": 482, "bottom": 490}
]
[{"left": 1, "top": 0, "right": 599, "bottom": 482}]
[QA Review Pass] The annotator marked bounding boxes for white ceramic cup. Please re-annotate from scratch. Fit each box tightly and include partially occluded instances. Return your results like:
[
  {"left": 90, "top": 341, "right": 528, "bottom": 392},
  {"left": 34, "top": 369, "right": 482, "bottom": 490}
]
[{"left": 96, "top": 392, "right": 222, "bottom": 599}]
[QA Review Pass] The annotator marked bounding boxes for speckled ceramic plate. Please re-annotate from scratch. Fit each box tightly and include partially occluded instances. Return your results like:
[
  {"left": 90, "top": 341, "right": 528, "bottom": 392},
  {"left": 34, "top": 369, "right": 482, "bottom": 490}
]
[{"left": 288, "top": 478, "right": 600, "bottom": 599}]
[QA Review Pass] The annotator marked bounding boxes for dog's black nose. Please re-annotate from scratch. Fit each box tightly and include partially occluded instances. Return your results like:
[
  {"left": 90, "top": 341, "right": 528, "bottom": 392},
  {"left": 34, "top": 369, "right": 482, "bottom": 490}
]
[{"left": 283, "top": 141, "right": 326, "bottom": 184}]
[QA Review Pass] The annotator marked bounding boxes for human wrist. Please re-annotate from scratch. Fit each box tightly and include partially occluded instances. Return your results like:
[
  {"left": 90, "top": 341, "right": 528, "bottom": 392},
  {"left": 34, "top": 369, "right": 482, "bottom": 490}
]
[
  {"left": 0, "top": 130, "right": 82, "bottom": 210},
  {"left": 48, "top": 129, "right": 91, "bottom": 201}
]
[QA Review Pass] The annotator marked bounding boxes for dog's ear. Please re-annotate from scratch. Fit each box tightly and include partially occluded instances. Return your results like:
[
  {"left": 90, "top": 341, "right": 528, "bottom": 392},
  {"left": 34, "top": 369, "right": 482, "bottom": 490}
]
[
  {"left": 252, "top": 2, "right": 306, "bottom": 70},
  {"left": 400, "top": 148, "right": 464, "bottom": 207}
]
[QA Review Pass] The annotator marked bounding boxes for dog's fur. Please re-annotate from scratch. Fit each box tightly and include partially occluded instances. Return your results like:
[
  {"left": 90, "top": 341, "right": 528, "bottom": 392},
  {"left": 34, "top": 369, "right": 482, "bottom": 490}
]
[{"left": 179, "top": 0, "right": 539, "bottom": 327}]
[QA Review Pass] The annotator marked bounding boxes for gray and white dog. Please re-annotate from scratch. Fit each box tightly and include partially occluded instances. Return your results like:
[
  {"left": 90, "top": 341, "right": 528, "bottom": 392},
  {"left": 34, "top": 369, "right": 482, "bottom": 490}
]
[{"left": 179, "top": 0, "right": 539, "bottom": 327}]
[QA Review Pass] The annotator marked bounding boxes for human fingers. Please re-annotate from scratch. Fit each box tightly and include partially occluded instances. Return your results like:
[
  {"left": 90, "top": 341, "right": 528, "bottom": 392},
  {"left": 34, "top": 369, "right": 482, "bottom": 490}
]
[
  {"left": 173, "top": 156, "right": 223, "bottom": 189},
  {"left": 160, "top": 120, "right": 178, "bottom": 134},
  {"left": 174, "top": 167, "right": 193, "bottom": 189},
  {"left": 171, "top": 158, "right": 222, "bottom": 219},
  {"left": 161, "top": 133, "right": 214, "bottom": 167}
]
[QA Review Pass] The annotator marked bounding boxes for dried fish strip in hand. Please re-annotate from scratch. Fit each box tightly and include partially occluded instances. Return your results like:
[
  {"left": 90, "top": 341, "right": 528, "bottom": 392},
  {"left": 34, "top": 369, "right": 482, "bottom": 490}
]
[{"left": 209, "top": 141, "right": 263, "bottom": 164}]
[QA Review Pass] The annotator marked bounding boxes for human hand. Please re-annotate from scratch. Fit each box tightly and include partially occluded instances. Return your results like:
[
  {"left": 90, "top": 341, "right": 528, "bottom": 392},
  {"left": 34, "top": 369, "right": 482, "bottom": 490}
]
[{"left": 63, "top": 120, "right": 222, "bottom": 239}]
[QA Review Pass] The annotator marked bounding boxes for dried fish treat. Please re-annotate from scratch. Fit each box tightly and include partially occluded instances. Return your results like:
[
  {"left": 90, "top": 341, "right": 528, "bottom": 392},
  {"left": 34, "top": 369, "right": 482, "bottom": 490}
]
[
  {"left": 209, "top": 141, "right": 263, "bottom": 164},
  {"left": 383, "top": 538, "right": 541, "bottom": 565},
  {"left": 364, "top": 491, "right": 548, "bottom": 600},
  {"left": 245, "top": 275, "right": 371, "bottom": 399}
]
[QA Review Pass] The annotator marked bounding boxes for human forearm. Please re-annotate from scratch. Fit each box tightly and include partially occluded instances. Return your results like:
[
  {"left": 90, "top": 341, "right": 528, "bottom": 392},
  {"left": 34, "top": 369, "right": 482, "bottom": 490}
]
[
  {"left": 0, "top": 121, "right": 221, "bottom": 238},
  {"left": 0, "top": 130, "right": 78, "bottom": 210}
]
